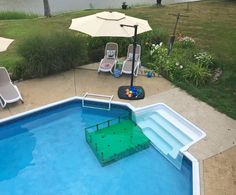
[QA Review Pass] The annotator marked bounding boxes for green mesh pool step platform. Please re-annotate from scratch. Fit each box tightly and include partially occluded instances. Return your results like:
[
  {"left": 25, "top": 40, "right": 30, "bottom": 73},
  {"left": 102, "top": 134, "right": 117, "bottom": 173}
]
[{"left": 85, "top": 119, "right": 150, "bottom": 166}]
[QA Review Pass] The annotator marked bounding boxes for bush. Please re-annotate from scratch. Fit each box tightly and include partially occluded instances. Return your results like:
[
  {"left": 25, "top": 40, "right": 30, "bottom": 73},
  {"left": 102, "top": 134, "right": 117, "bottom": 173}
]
[
  {"left": 149, "top": 43, "right": 186, "bottom": 81},
  {"left": 87, "top": 37, "right": 107, "bottom": 62},
  {"left": 146, "top": 38, "right": 215, "bottom": 86},
  {"left": 137, "top": 29, "right": 168, "bottom": 65},
  {"left": 87, "top": 28, "right": 167, "bottom": 64},
  {"left": 87, "top": 37, "right": 131, "bottom": 62},
  {"left": 14, "top": 33, "right": 88, "bottom": 79},
  {"left": 0, "top": 12, "right": 38, "bottom": 20},
  {"left": 87, "top": 36, "right": 138, "bottom": 62},
  {"left": 175, "top": 36, "right": 195, "bottom": 49},
  {"left": 149, "top": 43, "right": 168, "bottom": 72},
  {"left": 183, "top": 63, "right": 212, "bottom": 86},
  {"left": 138, "top": 29, "right": 168, "bottom": 50},
  {"left": 194, "top": 52, "right": 215, "bottom": 68}
]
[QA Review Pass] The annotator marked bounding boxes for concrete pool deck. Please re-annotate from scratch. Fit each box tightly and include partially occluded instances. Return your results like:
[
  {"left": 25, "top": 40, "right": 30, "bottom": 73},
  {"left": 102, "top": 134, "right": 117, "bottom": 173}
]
[{"left": 0, "top": 64, "right": 235, "bottom": 194}]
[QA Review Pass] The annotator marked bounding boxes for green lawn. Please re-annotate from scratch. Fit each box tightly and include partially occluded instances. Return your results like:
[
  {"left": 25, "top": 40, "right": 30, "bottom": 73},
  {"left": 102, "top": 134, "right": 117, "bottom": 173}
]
[{"left": 0, "top": 0, "right": 235, "bottom": 119}]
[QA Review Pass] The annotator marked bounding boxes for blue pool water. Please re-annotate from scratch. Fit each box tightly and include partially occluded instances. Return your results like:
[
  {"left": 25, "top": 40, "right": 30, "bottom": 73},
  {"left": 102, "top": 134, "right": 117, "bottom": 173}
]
[{"left": 0, "top": 100, "right": 192, "bottom": 195}]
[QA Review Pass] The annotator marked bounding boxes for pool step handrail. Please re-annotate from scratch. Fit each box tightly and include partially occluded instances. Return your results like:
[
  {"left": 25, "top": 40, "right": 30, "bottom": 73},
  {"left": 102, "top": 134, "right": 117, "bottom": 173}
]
[{"left": 82, "top": 92, "right": 114, "bottom": 110}]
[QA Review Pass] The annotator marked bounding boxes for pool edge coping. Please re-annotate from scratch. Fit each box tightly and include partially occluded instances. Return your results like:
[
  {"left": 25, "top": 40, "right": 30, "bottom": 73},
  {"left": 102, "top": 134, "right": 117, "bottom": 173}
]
[{"left": 0, "top": 96, "right": 203, "bottom": 195}]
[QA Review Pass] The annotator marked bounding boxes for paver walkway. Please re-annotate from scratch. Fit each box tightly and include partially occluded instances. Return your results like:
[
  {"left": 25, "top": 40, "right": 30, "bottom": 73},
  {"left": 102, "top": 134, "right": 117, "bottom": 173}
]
[{"left": 0, "top": 65, "right": 235, "bottom": 194}]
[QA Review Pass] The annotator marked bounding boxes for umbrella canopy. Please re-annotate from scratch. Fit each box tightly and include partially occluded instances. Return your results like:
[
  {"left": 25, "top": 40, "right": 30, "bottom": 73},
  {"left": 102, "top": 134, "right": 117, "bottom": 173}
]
[
  {"left": 0, "top": 37, "right": 14, "bottom": 52},
  {"left": 69, "top": 11, "right": 152, "bottom": 37}
]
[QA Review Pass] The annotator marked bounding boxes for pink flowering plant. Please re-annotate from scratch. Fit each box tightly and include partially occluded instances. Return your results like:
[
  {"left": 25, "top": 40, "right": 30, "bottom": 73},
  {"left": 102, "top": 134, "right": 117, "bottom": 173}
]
[{"left": 176, "top": 35, "right": 195, "bottom": 48}]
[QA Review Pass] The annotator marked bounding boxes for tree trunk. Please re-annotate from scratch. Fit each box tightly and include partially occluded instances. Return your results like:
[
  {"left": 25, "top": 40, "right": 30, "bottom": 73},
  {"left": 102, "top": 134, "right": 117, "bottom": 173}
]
[
  {"left": 43, "top": 0, "right": 51, "bottom": 17},
  {"left": 156, "top": 0, "right": 162, "bottom": 6}
]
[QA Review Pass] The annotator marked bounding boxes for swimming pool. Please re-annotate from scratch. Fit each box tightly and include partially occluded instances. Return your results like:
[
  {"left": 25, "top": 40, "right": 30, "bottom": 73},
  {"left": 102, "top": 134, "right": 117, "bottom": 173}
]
[{"left": 0, "top": 99, "right": 193, "bottom": 195}]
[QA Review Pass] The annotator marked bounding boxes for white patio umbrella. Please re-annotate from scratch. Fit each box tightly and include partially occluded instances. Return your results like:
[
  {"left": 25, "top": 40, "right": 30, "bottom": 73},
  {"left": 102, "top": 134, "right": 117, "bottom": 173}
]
[
  {"left": 0, "top": 37, "right": 14, "bottom": 52},
  {"left": 69, "top": 11, "right": 152, "bottom": 37},
  {"left": 69, "top": 11, "right": 152, "bottom": 100}
]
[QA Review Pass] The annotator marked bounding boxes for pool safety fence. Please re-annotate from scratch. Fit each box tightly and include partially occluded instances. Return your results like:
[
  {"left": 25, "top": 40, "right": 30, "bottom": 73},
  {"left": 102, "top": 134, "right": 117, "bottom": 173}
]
[
  {"left": 85, "top": 116, "right": 150, "bottom": 166},
  {"left": 85, "top": 113, "right": 131, "bottom": 133}
]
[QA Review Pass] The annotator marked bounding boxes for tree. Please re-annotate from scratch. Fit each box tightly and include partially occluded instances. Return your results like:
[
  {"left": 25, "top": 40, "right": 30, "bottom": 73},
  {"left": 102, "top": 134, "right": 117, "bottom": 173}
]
[
  {"left": 43, "top": 0, "right": 51, "bottom": 17},
  {"left": 156, "top": 0, "right": 162, "bottom": 6}
]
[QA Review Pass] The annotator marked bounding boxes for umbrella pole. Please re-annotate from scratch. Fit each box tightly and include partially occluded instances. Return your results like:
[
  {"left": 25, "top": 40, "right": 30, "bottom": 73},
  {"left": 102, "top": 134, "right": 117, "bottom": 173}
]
[
  {"left": 130, "top": 25, "right": 138, "bottom": 87},
  {"left": 118, "top": 24, "right": 145, "bottom": 100}
]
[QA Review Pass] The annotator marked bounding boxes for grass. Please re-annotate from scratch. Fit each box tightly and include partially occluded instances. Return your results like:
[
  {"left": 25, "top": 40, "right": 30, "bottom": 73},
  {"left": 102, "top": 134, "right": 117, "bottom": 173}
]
[
  {"left": 0, "top": 11, "right": 38, "bottom": 20},
  {"left": 0, "top": 0, "right": 235, "bottom": 119}
]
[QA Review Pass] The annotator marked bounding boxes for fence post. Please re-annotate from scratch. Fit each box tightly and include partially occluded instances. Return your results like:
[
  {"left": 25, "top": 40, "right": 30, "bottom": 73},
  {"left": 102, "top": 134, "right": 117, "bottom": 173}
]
[
  {"left": 85, "top": 130, "right": 87, "bottom": 141},
  {"left": 84, "top": 114, "right": 130, "bottom": 135}
]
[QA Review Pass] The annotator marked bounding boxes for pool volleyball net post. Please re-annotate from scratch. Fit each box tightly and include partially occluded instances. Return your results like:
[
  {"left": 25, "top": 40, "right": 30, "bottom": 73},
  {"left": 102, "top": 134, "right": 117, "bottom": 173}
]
[{"left": 118, "top": 24, "right": 145, "bottom": 100}]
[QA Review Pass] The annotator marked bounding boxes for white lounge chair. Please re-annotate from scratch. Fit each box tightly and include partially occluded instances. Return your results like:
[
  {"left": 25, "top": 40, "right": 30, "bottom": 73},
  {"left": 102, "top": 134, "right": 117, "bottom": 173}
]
[
  {"left": 98, "top": 42, "right": 118, "bottom": 74},
  {"left": 122, "top": 44, "right": 141, "bottom": 76},
  {"left": 0, "top": 67, "right": 23, "bottom": 108}
]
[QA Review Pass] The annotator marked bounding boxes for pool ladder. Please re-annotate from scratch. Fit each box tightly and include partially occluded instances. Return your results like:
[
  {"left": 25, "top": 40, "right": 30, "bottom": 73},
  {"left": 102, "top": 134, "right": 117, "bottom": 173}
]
[{"left": 82, "top": 92, "right": 114, "bottom": 111}]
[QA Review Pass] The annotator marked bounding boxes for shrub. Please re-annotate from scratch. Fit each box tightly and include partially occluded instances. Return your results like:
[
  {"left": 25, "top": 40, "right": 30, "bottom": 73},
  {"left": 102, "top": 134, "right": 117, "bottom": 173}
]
[
  {"left": 87, "top": 37, "right": 107, "bottom": 62},
  {"left": 149, "top": 43, "right": 168, "bottom": 72},
  {"left": 0, "top": 12, "right": 38, "bottom": 20},
  {"left": 138, "top": 29, "right": 168, "bottom": 65},
  {"left": 87, "top": 28, "right": 167, "bottom": 64},
  {"left": 194, "top": 52, "right": 215, "bottom": 68},
  {"left": 176, "top": 36, "right": 195, "bottom": 49},
  {"left": 87, "top": 37, "right": 131, "bottom": 62},
  {"left": 183, "top": 63, "right": 212, "bottom": 86},
  {"left": 149, "top": 44, "right": 186, "bottom": 81},
  {"left": 138, "top": 29, "right": 168, "bottom": 50},
  {"left": 146, "top": 39, "right": 214, "bottom": 86},
  {"left": 14, "top": 32, "right": 88, "bottom": 79}
]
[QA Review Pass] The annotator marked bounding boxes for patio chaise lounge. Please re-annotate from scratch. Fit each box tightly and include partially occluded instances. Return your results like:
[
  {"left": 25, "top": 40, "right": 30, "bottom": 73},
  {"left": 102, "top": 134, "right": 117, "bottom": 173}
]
[
  {"left": 98, "top": 42, "right": 118, "bottom": 74},
  {"left": 121, "top": 44, "right": 141, "bottom": 76},
  {"left": 0, "top": 67, "right": 23, "bottom": 108}
]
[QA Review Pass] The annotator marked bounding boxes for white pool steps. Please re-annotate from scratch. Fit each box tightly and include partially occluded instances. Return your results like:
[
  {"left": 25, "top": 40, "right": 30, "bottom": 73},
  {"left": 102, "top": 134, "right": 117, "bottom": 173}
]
[
  {"left": 157, "top": 109, "right": 199, "bottom": 140},
  {"left": 139, "top": 119, "right": 183, "bottom": 148},
  {"left": 134, "top": 103, "right": 206, "bottom": 168},
  {"left": 150, "top": 113, "right": 192, "bottom": 144},
  {"left": 138, "top": 119, "right": 183, "bottom": 159},
  {"left": 142, "top": 127, "right": 172, "bottom": 155}
]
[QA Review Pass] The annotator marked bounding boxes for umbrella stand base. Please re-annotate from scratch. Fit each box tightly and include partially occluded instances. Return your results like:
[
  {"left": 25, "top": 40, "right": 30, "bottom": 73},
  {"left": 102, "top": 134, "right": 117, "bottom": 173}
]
[{"left": 118, "top": 86, "right": 145, "bottom": 100}]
